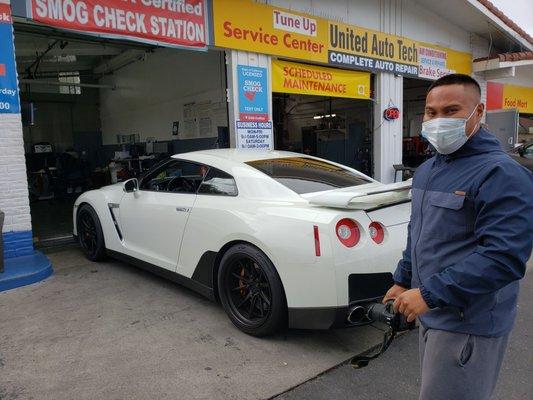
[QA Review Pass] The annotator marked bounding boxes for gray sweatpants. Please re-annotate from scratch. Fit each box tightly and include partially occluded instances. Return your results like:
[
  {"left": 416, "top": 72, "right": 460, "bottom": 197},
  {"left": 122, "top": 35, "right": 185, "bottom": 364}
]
[{"left": 419, "top": 325, "right": 509, "bottom": 400}]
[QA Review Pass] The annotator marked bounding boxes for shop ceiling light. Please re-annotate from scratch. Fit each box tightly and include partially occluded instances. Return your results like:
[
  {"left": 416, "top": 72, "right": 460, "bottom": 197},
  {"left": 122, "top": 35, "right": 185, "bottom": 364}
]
[{"left": 313, "top": 113, "right": 337, "bottom": 119}]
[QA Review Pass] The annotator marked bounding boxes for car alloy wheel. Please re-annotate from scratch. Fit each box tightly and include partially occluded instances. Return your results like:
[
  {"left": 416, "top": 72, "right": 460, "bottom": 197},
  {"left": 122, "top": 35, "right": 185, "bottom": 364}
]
[
  {"left": 218, "top": 243, "right": 287, "bottom": 336},
  {"left": 79, "top": 211, "right": 98, "bottom": 257},
  {"left": 77, "top": 204, "right": 106, "bottom": 261},
  {"left": 225, "top": 257, "right": 272, "bottom": 326}
]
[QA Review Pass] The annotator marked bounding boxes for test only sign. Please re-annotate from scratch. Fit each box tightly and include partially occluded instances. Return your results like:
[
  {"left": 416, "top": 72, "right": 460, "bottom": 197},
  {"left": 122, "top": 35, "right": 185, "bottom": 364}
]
[
  {"left": 28, "top": 0, "right": 208, "bottom": 49},
  {"left": 237, "top": 65, "right": 269, "bottom": 122},
  {"left": 0, "top": 0, "right": 20, "bottom": 114},
  {"left": 236, "top": 121, "right": 273, "bottom": 150}
]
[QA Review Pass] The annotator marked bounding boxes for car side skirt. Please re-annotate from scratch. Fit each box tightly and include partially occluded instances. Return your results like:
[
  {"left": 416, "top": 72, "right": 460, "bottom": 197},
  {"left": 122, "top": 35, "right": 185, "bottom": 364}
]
[{"left": 106, "top": 249, "right": 216, "bottom": 301}]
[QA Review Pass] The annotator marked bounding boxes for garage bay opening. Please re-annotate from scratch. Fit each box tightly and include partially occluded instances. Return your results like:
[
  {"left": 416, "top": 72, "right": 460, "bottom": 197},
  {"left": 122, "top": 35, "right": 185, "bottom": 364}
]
[
  {"left": 272, "top": 94, "right": 374, "bottom": 177},
  {"left": 14, "top": 25, "right": 229, "bottom": 245}
]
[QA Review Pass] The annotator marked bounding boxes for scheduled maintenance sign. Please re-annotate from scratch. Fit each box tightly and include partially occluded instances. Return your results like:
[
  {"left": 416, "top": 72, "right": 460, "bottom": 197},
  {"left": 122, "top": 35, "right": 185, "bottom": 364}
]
[{"left": 272, "top": 60, "right": 370, "bottom": 100}]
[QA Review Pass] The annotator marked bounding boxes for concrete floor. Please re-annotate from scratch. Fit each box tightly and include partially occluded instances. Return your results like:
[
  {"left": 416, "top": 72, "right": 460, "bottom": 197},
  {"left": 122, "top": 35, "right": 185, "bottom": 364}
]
[
  {"left": 0, "top": 246, "right": 384, "bottom": 400},
  {"left": 275, "top": 261, "right": 533, "bottom": 400}
]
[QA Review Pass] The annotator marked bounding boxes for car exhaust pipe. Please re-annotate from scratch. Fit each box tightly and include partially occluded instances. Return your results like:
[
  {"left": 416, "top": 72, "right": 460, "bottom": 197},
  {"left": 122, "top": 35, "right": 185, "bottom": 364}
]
[{"left": 347, "top": 305, "right": 368, "bottom": 324}]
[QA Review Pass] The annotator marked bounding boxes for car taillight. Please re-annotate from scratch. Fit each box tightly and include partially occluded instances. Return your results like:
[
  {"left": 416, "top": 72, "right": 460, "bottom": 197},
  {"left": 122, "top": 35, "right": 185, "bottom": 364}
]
[
  {"left": 336, "top": 219, "right": 360, "bottom": 247},
  {"left": 313, "top": 225, "right": 321, "bottom": 256},
  {"left": 369, "top": 222, "right": 385, "bottom": 244}
]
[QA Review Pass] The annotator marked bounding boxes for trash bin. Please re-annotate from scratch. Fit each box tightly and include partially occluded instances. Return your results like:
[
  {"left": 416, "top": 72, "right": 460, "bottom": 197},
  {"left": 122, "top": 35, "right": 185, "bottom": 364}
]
[{"left": 0, "top": 211, "right": 4, "bottom": 273}]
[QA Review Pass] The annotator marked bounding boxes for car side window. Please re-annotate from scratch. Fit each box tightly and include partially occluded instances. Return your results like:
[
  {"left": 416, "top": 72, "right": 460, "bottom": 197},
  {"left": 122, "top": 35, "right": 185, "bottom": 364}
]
[
  {"left": 140, "top": 160, "right": 208, "bottom": 193},
  {"left": 198, "top": 168, "right": 238, "bottom": 196},
  {"left": 524, "top": 144, "right": 533, "bottom": 159}
]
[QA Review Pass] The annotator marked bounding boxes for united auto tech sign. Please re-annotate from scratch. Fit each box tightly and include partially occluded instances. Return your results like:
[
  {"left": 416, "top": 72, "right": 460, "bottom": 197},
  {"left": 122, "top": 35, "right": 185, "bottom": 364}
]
[
  {"left": 213, "top": 0, "right": 472, "bottom": 79},
  {"left": 29, "top": 0, "right": 207, "bottom": 49}
]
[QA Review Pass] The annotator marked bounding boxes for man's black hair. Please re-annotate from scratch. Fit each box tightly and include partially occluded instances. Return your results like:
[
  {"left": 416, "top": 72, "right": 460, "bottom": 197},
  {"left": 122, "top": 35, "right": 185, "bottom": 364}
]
[{"left": 427, "top": 73, "right": 481, "bottom": 96}]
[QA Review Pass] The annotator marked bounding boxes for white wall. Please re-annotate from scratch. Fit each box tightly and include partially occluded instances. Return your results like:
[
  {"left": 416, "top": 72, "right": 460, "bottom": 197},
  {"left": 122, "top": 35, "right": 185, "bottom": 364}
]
[
  {"left": 100, "top": 48, "right": 228, "bottom": 144},
  {"left": 0, "top": 114, "right": 32, "bottom": 233}
]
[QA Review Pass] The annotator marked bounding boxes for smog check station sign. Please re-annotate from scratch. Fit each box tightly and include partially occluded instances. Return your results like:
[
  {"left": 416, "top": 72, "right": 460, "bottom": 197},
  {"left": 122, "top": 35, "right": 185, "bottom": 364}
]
[
  {"left": 28, "top": 0, "right": 208, "bottom": 49},
  {"left": 213, "top": 0, "right": 472, "bottom": 79}
]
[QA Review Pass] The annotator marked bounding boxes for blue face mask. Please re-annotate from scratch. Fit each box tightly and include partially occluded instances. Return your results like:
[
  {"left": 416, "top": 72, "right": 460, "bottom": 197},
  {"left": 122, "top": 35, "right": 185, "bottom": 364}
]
[{"left": 421, "top": 106, "right": 479, "bottom": 155}]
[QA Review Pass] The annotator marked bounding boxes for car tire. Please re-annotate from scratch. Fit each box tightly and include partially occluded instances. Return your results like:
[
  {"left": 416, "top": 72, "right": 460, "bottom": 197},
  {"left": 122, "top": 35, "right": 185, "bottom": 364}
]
[
  {"left": 77, "top": 204, "right": 106, "bottom": 262},
  {"left": 218, "top": 243, "right": 287, "bottom": 337}
]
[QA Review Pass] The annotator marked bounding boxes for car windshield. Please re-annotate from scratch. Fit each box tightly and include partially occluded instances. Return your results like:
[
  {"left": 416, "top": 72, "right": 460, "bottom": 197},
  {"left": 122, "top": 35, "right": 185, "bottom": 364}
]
[{"left": 246, "top": 157, "right": 372, "bottom": 194}]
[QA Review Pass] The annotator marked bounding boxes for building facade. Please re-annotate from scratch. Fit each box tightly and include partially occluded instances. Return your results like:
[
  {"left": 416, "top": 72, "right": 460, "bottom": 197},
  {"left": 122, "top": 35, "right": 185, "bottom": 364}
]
[{"left": 1, "top": 0, "right": 532, "bottom": 286}]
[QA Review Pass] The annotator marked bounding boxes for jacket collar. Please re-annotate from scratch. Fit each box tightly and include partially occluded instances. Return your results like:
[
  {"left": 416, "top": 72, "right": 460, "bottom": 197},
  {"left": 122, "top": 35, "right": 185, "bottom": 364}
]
[{"left": 436, "top": 127, "right": 504, "bottom": 162}]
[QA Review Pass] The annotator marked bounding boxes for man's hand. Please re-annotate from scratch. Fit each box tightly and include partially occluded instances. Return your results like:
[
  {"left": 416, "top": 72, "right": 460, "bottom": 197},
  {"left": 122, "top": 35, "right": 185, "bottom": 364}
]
[
  {"left": 382, "top": 284, "right": 408, "bottom": 303},
  {"left": 393, "top": 288, "right": 430, "bottom": 322}
]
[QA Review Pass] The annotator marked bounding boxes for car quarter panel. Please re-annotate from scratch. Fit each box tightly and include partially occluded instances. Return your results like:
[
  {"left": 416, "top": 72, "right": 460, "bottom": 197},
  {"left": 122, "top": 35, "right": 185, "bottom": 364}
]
[{"left": 178, "top": 196, "right": 340, "bottom": 308}]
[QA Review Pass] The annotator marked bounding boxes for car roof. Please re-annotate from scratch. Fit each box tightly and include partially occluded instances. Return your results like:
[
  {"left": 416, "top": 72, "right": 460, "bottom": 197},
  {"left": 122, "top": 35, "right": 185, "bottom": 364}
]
[{"left": 172, "top": 148, "right": 303, "bottom": 164}]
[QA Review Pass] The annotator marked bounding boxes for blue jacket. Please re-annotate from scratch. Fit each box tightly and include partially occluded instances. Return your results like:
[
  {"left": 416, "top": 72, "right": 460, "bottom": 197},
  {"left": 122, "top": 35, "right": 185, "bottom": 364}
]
[{"left": 394, "top": 128, "right": 533, "bottom": 337}]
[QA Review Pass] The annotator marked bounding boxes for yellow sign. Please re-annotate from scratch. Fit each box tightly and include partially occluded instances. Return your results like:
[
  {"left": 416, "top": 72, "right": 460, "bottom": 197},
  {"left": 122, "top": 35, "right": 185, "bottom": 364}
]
[
  {"left": 213, "top": 0, "right": 328, "bottom": 63},
  {"left": 503, "top": 84, "right": 533, "bottom": 114},
  {"left": 272, "top": 60, "right": 370, "bottom": 99},
  {"left": 212, "top": 0, "right": 472, "bottom": 79}
]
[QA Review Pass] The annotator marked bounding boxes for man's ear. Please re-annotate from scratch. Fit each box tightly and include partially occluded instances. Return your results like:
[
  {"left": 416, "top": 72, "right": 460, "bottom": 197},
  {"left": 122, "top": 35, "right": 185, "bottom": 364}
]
[{"left": 477, "top": 103, "right": 485, "bottom": 118}]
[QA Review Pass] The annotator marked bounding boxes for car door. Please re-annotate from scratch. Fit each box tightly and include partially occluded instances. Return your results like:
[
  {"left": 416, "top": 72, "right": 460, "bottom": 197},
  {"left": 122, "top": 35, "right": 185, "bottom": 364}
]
[{"left": 119, "top": 159, "right": 207, "bottom": 271}]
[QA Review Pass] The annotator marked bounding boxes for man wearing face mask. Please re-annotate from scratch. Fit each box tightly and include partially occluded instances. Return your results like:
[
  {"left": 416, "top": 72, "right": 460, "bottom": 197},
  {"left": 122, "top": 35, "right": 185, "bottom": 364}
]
[{"left": 383, "top": 74, "right": 533, "bottom": 400}]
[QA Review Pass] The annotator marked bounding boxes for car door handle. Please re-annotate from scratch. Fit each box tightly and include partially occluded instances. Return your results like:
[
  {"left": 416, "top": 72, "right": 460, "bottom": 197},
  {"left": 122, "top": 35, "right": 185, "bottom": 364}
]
[{"left": 176, "top": 207, "right": 191, "bottom": 213}]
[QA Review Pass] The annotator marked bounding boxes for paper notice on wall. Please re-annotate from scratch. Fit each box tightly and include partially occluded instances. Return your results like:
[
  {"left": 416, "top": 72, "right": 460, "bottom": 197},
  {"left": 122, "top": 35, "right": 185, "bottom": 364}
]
[
  {"left": 236, "top": 121, "right": 273, "bottom": 150},
  {"left": 198, "top": 116, "right": 212, "bottom": 137}
]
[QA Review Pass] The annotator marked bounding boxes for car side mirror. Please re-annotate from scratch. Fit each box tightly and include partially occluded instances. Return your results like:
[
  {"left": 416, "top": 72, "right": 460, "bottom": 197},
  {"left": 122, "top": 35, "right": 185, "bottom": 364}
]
[
  {"left": 123, "top": 178, "right": 139, "bottom": 193},
  {"left": 518, "top": 148, "right": 524, "bottom": 157}
]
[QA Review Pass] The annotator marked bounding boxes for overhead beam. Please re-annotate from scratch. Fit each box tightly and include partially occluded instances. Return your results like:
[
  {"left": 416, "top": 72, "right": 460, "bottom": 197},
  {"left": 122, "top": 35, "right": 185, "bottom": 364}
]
[
  {"left": 14, "top": 45, "right": 124, "bottom": 57},
  {"left": 19, "top": 79, "right": 116, "bottom": 90},
  {"left": 93, "top": 49, "right": 147, "bottom": 75}
]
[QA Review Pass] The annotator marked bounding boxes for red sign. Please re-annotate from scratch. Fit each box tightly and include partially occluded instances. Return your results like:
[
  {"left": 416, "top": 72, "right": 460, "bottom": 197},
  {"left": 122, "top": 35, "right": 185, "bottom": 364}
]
[
  {"left": 383, "top": 106, "right": 400, "bottom": 121},
  {"left": 29, "top": 0, "right": 207, "bottom": 49},
  {"left": 0, "top": 2, "right": 13, "bottom": 23}
]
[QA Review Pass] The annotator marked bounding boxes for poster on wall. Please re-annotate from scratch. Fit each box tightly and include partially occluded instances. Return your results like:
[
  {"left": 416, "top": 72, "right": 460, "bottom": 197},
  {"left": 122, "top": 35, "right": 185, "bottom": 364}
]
[
  {"left": 213, "top": 0, "right": 472, "bottom": 79},
  {"left": 27, "top": 0, "right": 208, "bottom": 49},
  {"left": 0, "top": 0, "right": 21, "bottom": 114},
  {"left": 236, "top": 121, "right": 273, "bottom": 150},
  {"left": 237, "top": 65, "right": 269, "bottom": 122}
]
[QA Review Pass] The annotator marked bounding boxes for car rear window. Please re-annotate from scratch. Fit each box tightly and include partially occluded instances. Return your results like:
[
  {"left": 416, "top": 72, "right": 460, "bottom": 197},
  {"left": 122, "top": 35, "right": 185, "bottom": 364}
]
[{"left": 246, "top": 157, "right": 372, "bottom": 194}]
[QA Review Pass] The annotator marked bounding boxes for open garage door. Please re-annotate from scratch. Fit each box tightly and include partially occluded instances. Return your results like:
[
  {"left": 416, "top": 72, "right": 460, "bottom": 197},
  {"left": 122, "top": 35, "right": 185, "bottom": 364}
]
[{"left": 14, "top": 24, "right": 229, "bottom": 245}]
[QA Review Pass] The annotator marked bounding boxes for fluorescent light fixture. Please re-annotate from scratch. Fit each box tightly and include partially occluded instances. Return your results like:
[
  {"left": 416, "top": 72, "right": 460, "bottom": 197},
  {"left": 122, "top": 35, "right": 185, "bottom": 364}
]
[{"left": 313, "top": 113, "right": 337, "bottom": 119}]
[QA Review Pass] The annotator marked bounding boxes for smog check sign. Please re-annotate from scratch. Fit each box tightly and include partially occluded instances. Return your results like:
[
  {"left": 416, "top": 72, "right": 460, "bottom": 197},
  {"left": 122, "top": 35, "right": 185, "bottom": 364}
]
[
  {"left": 28, "top": 0, "right": 208, "bottom": 49},
  {"left": 237, "top": 65, "right": 268, "bottom": 122}
]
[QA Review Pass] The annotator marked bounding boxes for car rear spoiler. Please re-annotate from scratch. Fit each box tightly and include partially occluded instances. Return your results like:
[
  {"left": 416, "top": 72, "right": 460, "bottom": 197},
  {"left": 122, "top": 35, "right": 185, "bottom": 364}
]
[{"left": 304, "top": 180, "right": 412, "bottom": 210}]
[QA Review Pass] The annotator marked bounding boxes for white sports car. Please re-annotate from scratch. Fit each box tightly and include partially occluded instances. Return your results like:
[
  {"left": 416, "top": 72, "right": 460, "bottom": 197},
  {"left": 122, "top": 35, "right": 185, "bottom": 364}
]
[{"left": 73, "top": 150, "right": 411, "bottom": 336}]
